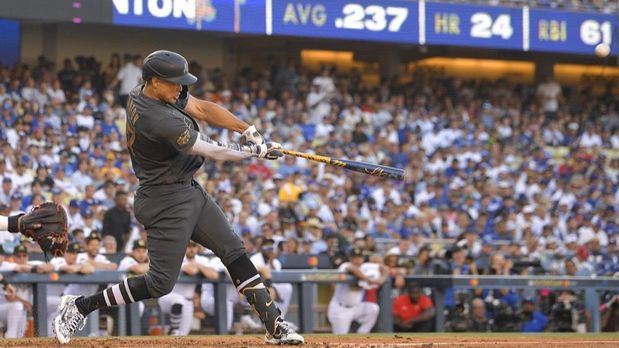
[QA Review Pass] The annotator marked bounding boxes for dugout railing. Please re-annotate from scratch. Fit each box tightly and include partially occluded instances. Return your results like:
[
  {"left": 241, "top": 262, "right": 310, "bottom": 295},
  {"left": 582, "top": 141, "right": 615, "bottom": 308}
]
[
  {"left": 2, "top": 272, "right": 618, "bottom": 336},
  {"left": 0, "top": 270, "right": 393, "bottom": 337}
]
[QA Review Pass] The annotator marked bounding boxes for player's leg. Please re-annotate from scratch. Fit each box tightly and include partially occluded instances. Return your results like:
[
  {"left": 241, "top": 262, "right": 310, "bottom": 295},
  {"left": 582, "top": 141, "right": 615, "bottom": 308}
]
[
  {"left": 327, "top": 301, "right": 354, "bottom": 334},
  {"left": 54, "top": 189, "right": 199, "bottom": 343},
  {"left": 353, "top": 302, "right": 380, "bottom": 334},
  {"left": 190, "top": 190, "right": 303, "bottom": 344}
]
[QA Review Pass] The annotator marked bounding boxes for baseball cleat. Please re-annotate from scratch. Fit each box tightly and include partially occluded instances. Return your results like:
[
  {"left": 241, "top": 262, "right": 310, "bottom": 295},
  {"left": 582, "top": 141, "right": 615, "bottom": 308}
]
[
  {"left": 53, "top": 295, "right": 87, "bottom": 344},
  {"left": 264, "top": 319, "right": 305, "bottom": 345}
]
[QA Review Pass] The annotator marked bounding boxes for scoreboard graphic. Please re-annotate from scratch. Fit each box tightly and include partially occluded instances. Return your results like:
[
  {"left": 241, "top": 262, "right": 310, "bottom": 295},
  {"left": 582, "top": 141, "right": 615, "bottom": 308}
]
[{"left": 0, "top": 0, "right": 598, "bottom": 56}]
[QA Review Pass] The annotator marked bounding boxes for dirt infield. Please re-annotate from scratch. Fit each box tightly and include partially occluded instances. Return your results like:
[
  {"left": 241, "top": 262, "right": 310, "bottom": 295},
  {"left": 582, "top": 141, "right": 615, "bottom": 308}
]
[{"left": 4, "top": 333, "right": 619, "bottom": 347}]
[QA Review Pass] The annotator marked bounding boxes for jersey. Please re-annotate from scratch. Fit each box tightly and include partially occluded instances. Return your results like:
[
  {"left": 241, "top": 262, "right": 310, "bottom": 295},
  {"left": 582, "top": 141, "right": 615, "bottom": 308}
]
[
  {"left": 126, "top": 84, "right": 204, "bottom": 186},
  {"left": 172, "top": 254, "right": 211, "bottom": 300},
  {"left": 118, "top": 255, "right": 143, "bottom": 273},
  {"left": 358, "top": 262, "right": 381, "bottom": 290},
  {"left": 392, "top": 294, "right": 433, "bottom": 322},
  {"left": 331, "top": 262, "right": 364, "bottom": 307},
  {"left": 64, "top": 253, "right": 112, "bottom": 296}
]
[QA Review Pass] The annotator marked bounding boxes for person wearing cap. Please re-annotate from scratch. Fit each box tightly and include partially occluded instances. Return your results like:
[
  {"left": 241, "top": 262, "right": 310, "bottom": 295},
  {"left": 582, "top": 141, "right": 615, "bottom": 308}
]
[
  {"left": 158, "top": 241, "right": 217, "bottom": 336},
  {"left": 62, "top": 232, "right": 117, "bottom": 302},
  {"left": 249, "top": 239, "right": 293, "bottom": 319},
  {"left": 53, "top": 50, "right": 302, "bottom": 345},
  {"left": 392, "top": 281, "right": 435, "bottom": 332},
  {"left": 327, "top": 248, "right": 383, "bottom": 334}
]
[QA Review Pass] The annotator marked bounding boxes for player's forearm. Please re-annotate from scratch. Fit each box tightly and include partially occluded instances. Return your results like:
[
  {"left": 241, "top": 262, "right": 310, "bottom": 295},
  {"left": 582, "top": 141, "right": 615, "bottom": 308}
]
[
  {"left": 189, "top": 135, "right": 255, "bottom": 161},
  {"left": 188, "top": 97, "right": 248, "bottom": 133},
  {"left": 95, "top": 262, "right": 118, "bottom": 270}
]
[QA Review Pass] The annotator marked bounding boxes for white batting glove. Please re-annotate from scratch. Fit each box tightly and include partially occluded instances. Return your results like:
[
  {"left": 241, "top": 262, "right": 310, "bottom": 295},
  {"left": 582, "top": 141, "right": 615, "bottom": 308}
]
[
  {"left": 241, "top": 125, "right": 264, "bottom": 145},
  {"left": 252, "top": 142, "right": 283, "bottom": 160}
]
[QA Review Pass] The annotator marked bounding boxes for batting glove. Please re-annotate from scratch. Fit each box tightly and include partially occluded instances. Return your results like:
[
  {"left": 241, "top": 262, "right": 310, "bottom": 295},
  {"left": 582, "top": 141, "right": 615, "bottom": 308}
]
[
  {"left": 241, "top": 125, "right": 264, "bottom": 145},
  {"left": 253, "top": 142, "right": 283, "bottom": 160}
]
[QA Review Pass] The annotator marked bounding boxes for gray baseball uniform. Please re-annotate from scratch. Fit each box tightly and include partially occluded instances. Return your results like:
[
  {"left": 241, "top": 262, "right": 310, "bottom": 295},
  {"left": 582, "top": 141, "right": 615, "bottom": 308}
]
[{"left": 126, "top": 84, "right": 245, "bottom": 298}]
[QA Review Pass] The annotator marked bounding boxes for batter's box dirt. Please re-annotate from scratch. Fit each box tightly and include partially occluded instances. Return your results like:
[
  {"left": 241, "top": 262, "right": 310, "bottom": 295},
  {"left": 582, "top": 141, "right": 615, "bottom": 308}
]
[{"left": 3, "top": 333, "right": 619, "bottom": 347}]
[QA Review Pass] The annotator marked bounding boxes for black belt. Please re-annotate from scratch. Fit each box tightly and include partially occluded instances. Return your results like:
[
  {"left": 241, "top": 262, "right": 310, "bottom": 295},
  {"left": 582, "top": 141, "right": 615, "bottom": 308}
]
[{"left": 338, "top": 302, "right": 355, "bottom": 309}]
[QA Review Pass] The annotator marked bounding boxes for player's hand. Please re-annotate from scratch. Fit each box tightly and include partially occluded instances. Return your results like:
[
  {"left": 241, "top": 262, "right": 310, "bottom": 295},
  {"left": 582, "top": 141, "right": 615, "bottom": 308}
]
[
  {"left": 241, "top": 125, "right": 264, "bottom": 145},
  {"left": 253, "top": 142, "right": 283, "bottom": 160}
]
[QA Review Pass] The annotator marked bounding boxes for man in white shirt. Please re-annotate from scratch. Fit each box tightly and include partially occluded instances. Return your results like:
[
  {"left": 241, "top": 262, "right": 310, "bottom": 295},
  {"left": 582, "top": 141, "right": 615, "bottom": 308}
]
[
  {"left": 64, "top": 232, "right": 117, "bottom": 297},
  {"left": 115, "top": 55, "right": 142, "bottom": 107},
  {"left": 159, "top": 241, "right": 217, "bottom": 336},
  {"left": 328, "top": 248, "right": 384, "bottom": 334},
  {"left": 249, "top": 239, "right": 293, "bottom": 318},
  {"left": 536, "top": 77, "right": 562, "bottom": 119},
  {"left": 70, "top": 161, "right": 93, "bottom": 192}
]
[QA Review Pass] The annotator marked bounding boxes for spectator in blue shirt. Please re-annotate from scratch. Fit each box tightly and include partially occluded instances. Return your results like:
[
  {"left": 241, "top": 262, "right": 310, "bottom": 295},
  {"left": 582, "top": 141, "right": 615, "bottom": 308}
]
[{"left": 520, "top": 297, "right": 548, "bottom": 332}]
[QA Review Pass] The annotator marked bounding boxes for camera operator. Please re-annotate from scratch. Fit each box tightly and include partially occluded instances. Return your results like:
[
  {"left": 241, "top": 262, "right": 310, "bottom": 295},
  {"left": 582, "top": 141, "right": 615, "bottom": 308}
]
[
  {"left": 601, "top": 293, "right": 619, "bottom": 332},
  {"left": 548, "top": 290, "right": 588, "bottom": 332}
]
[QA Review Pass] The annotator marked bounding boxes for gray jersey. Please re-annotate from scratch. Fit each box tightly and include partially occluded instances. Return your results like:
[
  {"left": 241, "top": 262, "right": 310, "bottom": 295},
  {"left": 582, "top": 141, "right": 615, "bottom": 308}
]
[{"left": 126, "top": 84, "right": 203, "bottom": 186}]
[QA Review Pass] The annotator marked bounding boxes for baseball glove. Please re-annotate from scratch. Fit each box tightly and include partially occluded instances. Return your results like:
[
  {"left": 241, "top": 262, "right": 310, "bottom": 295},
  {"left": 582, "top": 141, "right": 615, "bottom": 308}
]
[{"left": 19, "top": 202, "right": 68, "bottom": 258}]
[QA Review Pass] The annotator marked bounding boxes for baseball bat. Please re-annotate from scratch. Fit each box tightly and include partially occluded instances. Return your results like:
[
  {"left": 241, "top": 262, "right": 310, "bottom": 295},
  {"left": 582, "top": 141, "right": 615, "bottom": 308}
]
[{"left": 280, "top": 149, "right": 405, "bottom": 180}]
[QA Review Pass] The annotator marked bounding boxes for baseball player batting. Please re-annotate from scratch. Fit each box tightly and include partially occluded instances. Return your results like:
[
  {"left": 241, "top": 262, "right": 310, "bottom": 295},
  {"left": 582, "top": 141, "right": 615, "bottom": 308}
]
[{"left": 51, "top": 50, "right": 304, "bottom": 345}]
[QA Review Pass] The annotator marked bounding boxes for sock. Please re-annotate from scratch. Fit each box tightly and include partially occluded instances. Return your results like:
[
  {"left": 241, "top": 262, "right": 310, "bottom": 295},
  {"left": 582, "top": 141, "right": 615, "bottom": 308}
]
[
  {"left": 226, "top": 253, "right": 264, "bottom": 292},
  {"left": 75, "top": 276, "right": 150, "bottom": 316}
]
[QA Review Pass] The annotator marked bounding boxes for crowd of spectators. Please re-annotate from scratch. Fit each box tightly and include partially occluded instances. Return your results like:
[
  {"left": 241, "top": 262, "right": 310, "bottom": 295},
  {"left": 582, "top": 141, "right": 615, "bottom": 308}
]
[
  {"left": 0, "top": 50, "right": 618, "bottom": 334},
  {"left": 436, "top": 0, "right": 619, "bottom": 13}
]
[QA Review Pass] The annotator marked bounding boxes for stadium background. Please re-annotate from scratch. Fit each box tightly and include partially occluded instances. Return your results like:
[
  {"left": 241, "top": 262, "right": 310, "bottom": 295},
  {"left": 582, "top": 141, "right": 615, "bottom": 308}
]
[{"left": 1, "top": 0, "right": 619, "bottom": 345}]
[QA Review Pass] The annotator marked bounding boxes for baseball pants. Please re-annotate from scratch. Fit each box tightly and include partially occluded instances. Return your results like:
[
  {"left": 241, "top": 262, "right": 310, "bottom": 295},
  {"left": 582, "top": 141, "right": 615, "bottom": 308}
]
[
  {"left": 134, "top": 180, "right": 245, "bottom": 299},
  {"left": 327, "top": 301, "right": 379, "bottom": 334},
  {"left": 158, "top": 293, "right": 194, "bottom": 335}
]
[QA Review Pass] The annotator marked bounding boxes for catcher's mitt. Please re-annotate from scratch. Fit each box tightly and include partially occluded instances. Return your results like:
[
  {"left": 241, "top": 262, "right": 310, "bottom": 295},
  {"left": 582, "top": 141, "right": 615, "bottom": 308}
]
[{"left": 19, "top": 202, "right": 68, "bottom": 258}]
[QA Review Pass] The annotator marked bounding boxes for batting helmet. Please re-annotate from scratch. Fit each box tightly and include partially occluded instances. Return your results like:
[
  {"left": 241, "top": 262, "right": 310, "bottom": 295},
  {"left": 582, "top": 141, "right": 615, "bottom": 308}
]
[{"left": 142, "top": 50, "right": 197, "bottom": 85}]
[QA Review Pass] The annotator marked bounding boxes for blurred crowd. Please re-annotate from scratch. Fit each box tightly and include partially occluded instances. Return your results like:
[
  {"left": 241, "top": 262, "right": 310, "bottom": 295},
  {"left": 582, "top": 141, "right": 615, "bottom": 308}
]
[
  {"left": 0, "top": 50, "right": 618, "bottom": 335},
  {"left": 437, "top": 0, "right": 619, "bottom": 13}
]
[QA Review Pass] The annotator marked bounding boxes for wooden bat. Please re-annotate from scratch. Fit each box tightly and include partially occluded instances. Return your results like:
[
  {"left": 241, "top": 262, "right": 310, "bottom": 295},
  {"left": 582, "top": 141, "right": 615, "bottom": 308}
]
[{"left": 280, "top": 149, "right": 405, "bottom": 180}]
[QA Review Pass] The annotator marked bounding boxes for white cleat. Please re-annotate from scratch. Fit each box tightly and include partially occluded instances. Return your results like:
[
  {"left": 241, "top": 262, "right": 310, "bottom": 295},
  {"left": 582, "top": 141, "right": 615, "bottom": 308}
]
[
  {"left": 53, "top": 295, "right": 87, "bottom": 344},
  {"left": 264, "top": 320, "right": 305, "bottom": 345}
]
